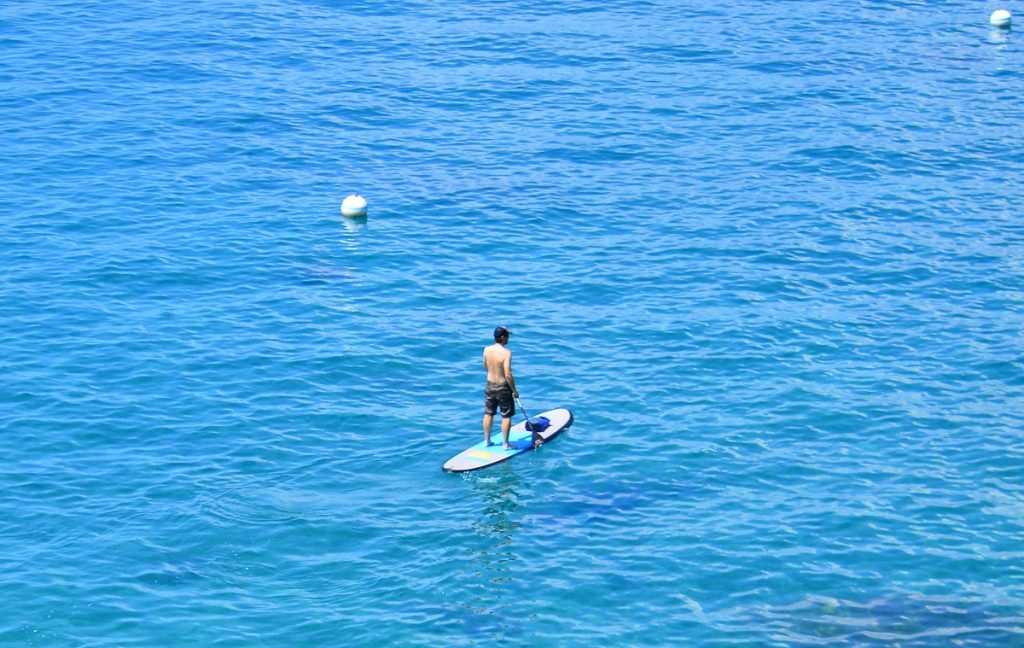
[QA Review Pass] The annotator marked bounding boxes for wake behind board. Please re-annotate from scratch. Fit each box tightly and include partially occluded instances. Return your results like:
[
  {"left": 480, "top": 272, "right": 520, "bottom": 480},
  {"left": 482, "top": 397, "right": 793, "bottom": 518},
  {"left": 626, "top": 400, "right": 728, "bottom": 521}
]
[{"left": 442, "top": 408, "right": 573, "bottom": 473}]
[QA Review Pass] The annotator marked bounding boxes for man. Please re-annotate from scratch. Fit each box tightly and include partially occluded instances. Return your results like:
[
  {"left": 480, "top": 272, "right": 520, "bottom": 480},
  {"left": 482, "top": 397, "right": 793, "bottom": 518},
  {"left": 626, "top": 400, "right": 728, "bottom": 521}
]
[{"left": 482, "top": 326, "right": 519, "bottom": 449}]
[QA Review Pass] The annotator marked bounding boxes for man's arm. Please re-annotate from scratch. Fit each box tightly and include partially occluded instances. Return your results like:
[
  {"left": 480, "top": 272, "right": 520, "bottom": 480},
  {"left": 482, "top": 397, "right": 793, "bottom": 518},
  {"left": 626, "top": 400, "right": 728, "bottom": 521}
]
[{"left": 503, "top": 353, "right": 518, "bottom": 397}]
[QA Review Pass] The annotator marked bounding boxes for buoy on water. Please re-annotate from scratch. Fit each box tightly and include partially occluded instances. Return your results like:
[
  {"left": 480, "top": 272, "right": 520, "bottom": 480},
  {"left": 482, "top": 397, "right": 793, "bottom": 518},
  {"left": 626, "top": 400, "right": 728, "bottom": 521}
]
[
  {"left": 341, "top": 194, "right": 368, "bottom": 218},
  {"left": 990, "top": 9, "right": 1012, "bottom": 27}
]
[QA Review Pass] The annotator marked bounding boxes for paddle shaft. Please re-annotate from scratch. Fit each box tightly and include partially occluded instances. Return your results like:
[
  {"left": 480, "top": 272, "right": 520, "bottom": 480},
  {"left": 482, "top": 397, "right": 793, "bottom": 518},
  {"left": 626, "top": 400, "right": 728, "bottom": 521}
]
[{"left": 515, "top": 396, "right": 542, "bottom": 447}]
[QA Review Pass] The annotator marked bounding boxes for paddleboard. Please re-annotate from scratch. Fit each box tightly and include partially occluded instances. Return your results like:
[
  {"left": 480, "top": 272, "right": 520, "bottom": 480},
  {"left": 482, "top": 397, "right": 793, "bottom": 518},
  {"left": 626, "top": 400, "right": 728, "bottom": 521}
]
[{"left": 442, "top": 408, "right": 574, "bottom": 473}]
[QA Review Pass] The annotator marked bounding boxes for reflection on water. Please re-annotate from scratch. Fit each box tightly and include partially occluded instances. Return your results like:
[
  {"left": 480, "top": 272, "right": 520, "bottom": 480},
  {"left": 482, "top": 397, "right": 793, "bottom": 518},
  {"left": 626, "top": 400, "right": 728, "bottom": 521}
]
[
  {"left": 453, "top": 465, "right": 525, "bottom": 640},
  {"left": 470, "top": 465, "right": 522, "bottom": 573},
  {"left": 342, "top": 214, "right": 368, "bottom": 233},
  {"left": 987, "top": 27, "right": 1011, "bottom": 45}
]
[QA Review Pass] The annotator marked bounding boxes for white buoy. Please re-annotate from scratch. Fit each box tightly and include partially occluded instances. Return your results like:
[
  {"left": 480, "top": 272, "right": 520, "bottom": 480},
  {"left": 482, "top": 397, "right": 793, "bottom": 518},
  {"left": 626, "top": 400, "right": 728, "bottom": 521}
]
[
  {"left": 990, "top": 9, "right": 1012, "bottom": 27},
  {"left": 341, "top": 194, "right": 368, "bottom": 218}
]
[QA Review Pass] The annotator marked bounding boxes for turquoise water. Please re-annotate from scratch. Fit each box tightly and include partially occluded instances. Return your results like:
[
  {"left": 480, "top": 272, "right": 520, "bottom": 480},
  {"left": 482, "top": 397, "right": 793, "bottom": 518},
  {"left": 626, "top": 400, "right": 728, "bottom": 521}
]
[{"left": 2, "top": 0, "right": 1023, "bottom": 644}]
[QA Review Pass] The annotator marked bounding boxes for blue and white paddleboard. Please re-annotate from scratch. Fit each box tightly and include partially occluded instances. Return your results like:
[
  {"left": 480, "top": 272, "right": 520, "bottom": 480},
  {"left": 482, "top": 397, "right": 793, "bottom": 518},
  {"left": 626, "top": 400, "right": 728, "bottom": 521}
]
[{"left": 442, "top": 408, "right": 574, "bottom": 473}]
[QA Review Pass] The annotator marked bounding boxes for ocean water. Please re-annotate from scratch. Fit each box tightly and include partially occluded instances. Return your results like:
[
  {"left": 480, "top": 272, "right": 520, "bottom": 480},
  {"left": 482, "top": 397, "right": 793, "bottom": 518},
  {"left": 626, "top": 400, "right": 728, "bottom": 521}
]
[{"left": 2, "top": 0, "right": 1023, "bottom": 645}]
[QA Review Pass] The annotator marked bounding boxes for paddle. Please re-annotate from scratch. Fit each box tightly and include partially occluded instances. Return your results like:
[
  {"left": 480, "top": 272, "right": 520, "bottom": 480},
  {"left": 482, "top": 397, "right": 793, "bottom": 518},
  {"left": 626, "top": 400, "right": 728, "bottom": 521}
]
[{"left": 515, "top": 396, "right": 544, "bottom": 448}]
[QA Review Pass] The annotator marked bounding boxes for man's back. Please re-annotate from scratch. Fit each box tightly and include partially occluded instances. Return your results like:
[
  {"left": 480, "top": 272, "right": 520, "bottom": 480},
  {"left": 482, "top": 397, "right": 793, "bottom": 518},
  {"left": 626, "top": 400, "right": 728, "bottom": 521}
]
[{"left": 483, "top": 343, "right": 511, "bottom": 383}]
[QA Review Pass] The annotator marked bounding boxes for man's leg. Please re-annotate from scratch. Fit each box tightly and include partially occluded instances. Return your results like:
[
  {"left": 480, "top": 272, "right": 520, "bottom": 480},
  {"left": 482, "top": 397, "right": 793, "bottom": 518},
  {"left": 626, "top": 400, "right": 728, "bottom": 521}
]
[
  {"left": 483, "top": 413, "right": 494, "bottom": 446},
  {"left": 501, "top": 415, "right": 512, "bottom": 449}
]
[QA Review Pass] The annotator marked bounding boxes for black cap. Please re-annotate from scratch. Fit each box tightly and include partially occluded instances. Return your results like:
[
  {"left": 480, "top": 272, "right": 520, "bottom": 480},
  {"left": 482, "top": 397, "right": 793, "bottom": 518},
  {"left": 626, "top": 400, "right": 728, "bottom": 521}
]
[{"left": 494, "top": 326, "right": 511, "bottom": 341}]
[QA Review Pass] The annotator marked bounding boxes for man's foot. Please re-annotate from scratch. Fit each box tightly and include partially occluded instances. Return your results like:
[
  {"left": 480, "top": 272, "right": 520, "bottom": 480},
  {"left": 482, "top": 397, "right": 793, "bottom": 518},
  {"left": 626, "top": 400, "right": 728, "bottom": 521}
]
[{"left": 503, "top": 443, "right": 511, "bottom": 450}]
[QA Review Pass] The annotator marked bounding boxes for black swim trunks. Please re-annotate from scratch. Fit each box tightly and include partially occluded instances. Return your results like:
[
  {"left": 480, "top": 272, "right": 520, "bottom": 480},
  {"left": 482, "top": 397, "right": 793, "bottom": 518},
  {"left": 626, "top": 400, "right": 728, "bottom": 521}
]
[{"left": 484, "top": 381, "right": 515, "bottom": 417}]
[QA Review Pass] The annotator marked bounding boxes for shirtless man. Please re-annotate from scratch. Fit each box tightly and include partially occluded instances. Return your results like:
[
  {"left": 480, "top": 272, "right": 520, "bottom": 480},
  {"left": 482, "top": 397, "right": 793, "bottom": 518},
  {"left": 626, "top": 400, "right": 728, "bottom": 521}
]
[{"left": 482, "top": 326, "right": 519, "bottom": 449}]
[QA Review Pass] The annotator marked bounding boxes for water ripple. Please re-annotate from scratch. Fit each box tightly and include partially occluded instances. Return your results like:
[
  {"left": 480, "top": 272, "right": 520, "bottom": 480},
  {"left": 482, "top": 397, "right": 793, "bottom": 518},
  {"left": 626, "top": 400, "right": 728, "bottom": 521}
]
[{"left": 2, "top": 0, "right": 1023, "bottom": 645}]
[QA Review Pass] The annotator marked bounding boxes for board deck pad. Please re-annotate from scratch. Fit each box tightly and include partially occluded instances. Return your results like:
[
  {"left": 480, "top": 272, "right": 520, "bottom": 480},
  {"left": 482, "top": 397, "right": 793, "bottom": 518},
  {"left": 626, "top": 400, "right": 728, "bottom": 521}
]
[{"left": 442, "top": 408, "right": 574, "bottom": 473}]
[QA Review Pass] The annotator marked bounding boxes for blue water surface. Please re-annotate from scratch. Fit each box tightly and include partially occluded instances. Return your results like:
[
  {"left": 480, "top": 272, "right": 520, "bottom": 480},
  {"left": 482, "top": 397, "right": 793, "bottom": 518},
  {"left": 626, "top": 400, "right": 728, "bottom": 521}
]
[{"left": 2, "top": 0, "right": 1023, "bottom": 645}]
